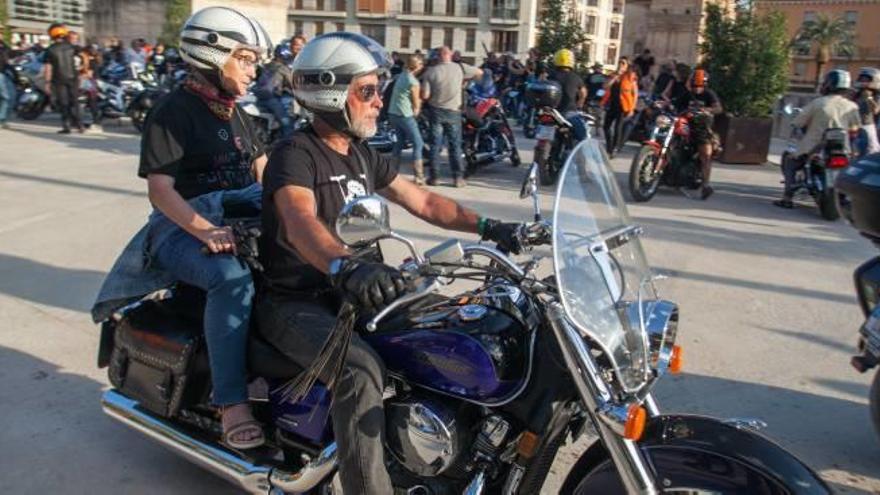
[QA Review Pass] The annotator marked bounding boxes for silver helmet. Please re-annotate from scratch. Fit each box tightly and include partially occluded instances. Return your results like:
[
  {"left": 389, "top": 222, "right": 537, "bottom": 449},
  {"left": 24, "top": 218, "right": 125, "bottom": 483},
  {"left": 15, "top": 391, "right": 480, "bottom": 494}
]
[
  {"left": 179, "top": 7, "right": 272, "bottom": 72},
  {"left": 291, "top": 32, "right": 391, "bottom": 131},
  {"left": 856, "top": 67, "right": 880, "bottom": 92}
]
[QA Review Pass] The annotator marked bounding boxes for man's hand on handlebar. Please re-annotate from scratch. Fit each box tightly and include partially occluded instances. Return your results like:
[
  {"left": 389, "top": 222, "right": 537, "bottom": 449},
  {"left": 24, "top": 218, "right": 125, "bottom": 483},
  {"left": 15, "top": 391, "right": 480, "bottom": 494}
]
[
  {"left": 481, "top": 219, "right": 552, "bottom": 255},
  {"left": 331, "top": 258, "right": 407, "bottom": 313}
]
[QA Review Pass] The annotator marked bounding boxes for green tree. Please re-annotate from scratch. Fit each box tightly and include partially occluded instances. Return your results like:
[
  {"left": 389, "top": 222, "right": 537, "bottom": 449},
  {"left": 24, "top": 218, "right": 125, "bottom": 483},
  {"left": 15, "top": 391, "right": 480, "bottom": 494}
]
[
  {"left": 0, "top": 0, "right": 10, "bottom": 44},
  {"left": 793, "top": 14, "right": 855, "bottom": 86},
  {"left": 700, "top": 3, "right": 790, "bottom": 117},
  {"left": 158, "top": 0, "right": 191, "bottom": 46},
  {"left": 536, "top": 0, "right": 587, "bottom": 60}
]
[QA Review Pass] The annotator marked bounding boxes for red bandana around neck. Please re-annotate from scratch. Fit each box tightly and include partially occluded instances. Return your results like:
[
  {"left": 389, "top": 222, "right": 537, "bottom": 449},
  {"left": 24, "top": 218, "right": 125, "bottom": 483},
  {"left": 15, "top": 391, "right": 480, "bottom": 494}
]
[{"left": 183, "top": 71, "right": 236, "bottom": 121}]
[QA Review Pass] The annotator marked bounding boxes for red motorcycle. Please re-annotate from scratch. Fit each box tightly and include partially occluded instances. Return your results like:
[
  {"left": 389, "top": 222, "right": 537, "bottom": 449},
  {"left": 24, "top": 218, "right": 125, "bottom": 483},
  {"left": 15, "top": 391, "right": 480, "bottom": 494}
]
[
  {"left": 462, "top": 95, "right": 521, "bottom": 177},
  {"left": 628, "top": 103, "right": 707, "bottom": 202}
]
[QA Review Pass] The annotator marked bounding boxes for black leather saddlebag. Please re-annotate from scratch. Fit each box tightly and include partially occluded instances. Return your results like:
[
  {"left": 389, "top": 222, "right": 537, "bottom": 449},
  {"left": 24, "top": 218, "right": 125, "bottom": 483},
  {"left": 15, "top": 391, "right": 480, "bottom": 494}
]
[{"left": 108, "top": 298, "right": 208, "bottom": 417}]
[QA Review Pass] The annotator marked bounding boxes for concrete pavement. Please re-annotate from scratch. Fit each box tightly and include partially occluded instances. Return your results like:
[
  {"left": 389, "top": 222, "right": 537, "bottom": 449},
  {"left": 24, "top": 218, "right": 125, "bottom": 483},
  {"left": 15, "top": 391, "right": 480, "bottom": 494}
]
[{"left": 0, "top": 116, "right": 877, "bottom": 494}]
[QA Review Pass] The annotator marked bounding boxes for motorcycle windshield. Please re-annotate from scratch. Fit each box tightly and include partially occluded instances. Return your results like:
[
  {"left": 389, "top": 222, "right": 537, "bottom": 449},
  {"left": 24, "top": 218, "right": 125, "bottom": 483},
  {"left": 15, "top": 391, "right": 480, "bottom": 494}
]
[{"left": 552, "top": 139, "right": 656, "bottom": 392}]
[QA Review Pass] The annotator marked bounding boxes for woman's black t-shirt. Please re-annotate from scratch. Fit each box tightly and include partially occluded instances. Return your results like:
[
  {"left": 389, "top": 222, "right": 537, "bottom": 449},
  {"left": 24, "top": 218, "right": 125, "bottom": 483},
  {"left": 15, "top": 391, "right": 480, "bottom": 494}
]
[
  {"left": 138, "top": 88, "right": 265, "bottom": 199},
  {"left": 260, "top": 128, "right": 398, "bottom": 295}
]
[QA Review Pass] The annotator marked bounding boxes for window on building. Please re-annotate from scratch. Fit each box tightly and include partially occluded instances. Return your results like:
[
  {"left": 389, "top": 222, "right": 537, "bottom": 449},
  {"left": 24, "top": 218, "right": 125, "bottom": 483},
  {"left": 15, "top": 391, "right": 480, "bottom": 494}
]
[
  {"left": 317, "top": 0, "right": 325, "bottom": 10},
  {"left": 581, "top": 41, "right": 593, "bottom": 61},
  {"left": 612, "top": 0, "right": 623, "bottom": 13},
  {"left": 466, "top": 0, "right": 478, "bottom": 16},
  {"left": 444, "top": 27, "right": 454, "bottom": 47},
  {"left": 294, "top": 20, "right": 304, "bottom": 35},
  {"left": 295, "top": 0, "right": 303, "bottom": 9},
  {"left": 845, "top": 10, "right": 857, "bottom": 26},
  {"left": 336, "top": 22, "right": 346, "bottom": 31},
  {"left": 606, "top": 44, "right": 617, "bottom": 64},
  {"left": 466, "top": 28, "right": 476, "bottom": 52},
  {"left": 402, "top": 0, "right": 412, "bottom": 13},
  {"left": 446, "top": 0, "right": 456, "bottom": 15},
  {"left": 401, "top": 25, "right": 411, "bottom": 48},
  {"left": 492, "top": 30, "right": 517, "bottom": 53},
  {"left": 585, "top": 15, "right": 597, "bottom": 35},
  {"left": 336, "top": 0, "right": 346, "bottom": 10},
  {"left": 794, "top": 62, "right": 806, "bottom": 77},
  {"left": 609, "top": 21, "right": 620, "bottom": 39},
  {"left": 361, "top": 24, "right": 386, "bottom": 44},
  {"left": 491, "top": 0, "right": 518, "bottom": 19},
  {"left": 315, "top": 21, "right": 324, "bottom": 36},
  {"left": 586, "top": 0, "right": 598, "bottom": 6},
  {"left": 423, "top": 27, "right": 433, "bottom": 49},
  {"left": 425, "top": 0, "right": 434, "bottom": 15}
]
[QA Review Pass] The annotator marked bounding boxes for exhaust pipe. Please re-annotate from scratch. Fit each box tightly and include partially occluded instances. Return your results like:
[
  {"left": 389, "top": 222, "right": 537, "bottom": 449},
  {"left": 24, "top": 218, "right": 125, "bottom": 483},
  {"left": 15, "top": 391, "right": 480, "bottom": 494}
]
[{"left": 102, "top": 390, "right": 337, "bottom": 494}]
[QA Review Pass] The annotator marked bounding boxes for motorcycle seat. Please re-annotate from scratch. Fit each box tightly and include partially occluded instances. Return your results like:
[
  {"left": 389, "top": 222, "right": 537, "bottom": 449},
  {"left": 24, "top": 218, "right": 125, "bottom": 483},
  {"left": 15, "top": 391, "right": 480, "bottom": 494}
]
[{"left": 247, "top": 333, "right": 304, "bottom": 380}]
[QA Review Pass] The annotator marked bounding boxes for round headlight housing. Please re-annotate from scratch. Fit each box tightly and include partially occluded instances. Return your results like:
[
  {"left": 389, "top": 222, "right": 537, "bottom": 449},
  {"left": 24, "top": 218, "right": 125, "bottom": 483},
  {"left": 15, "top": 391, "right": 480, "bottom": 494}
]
[{"left": 655, "top": 115, "right": 673, "bottom": 129}]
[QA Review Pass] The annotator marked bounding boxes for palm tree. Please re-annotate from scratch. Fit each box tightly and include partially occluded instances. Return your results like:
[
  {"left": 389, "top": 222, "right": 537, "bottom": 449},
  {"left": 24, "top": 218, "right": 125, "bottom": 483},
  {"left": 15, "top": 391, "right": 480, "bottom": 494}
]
[{"left": 794, "top": 14, "right": 855, "bottom": 86}]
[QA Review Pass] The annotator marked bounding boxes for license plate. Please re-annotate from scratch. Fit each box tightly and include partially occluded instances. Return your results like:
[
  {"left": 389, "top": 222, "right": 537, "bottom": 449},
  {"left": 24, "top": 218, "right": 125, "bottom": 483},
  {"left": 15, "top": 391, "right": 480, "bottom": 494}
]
[{"left": 536, "top": 125, "right": 556, "bottom": 141}]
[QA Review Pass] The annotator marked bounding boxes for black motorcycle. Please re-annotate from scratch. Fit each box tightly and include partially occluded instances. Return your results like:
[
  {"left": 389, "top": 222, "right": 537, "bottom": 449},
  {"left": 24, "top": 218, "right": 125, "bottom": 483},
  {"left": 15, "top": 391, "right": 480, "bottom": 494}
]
[
  {"left": 10, "top": 58, "right": 51, "bottom": 120},
  {"left": 836, "top": 156, "right": 880, "bottom": 439},
  {"left": 462, "top": 94, "right": 521, "bottom": 177},
  {"left": 95, "top": 140, "right": 829, "bottom": 494}
]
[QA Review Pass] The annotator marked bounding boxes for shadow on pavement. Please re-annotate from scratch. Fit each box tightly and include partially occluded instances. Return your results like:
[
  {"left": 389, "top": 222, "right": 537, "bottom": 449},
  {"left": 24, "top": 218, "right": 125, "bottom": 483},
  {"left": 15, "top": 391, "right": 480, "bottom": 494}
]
[
  {"left": 758, "top": 325, "right": 858, "bottom": 355},
  {"left": 655, "top": 372, "right": 880, "bottom": 493},
  {"left": 0, "top": 253, "right": 106, "bottom": 312},
  {"left": 0, "top": 170, "right": 146, "bottom": 198},
  {"left": 5, "top": 118, "right": 140, "bottom": 156},
  {"left": 0, "top": 345, "right": 236, "bottom": 494}
]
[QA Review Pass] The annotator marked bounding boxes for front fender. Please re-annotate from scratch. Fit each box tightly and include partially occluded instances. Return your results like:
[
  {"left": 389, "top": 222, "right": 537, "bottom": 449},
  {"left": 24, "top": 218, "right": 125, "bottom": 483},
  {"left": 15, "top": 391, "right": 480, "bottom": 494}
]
[{"left": 559, "top": 414, "right": 830, "bottom": 495}]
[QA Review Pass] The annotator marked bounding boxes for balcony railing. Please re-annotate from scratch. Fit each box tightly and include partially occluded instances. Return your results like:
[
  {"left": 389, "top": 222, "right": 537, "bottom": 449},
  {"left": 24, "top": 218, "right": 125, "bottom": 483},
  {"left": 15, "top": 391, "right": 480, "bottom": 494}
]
[{"left": 490, "top": 7, "right": 519, "bottom": 20}]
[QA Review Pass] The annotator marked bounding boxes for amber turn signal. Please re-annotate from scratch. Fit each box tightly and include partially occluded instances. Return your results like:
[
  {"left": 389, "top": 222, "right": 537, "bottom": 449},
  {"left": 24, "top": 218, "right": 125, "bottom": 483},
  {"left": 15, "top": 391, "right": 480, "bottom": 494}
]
[
  {"left": 669, "top": 345, "right": 683, "bottom": 374},
  {"left": 623, "top": 404, "right": 647, "bottom": 440}
]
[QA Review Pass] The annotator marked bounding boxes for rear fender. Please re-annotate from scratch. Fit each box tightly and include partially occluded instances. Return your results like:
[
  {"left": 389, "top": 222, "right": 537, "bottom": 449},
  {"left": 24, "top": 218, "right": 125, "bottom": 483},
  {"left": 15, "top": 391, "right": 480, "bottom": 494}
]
[{"left": 559, "top": 414, "right": 830, "bottom": 495}]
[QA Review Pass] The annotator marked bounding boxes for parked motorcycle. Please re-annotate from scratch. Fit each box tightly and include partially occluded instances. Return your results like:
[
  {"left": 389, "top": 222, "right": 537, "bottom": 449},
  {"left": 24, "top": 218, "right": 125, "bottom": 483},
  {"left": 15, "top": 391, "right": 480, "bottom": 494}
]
[
  {"left": 240, "top": 93, "right": 307, "bottom": 147},
  {"left": 628, "top": 103, "right": 705, "bottom": 202},
  {"left": 779, "top": 105, "right": 849, "bottom": 221},
  {"left": 525, "top": 80, "right": 594, "bottom": 186},
  {"left": 96, "top": 139, "right": 829, "bottom": 494},
  {"left": 462, "top": 93, "right": 521, "bottom": 177},
  {"left": 10, "top": 56, "right": 51, "bottom": 120}
]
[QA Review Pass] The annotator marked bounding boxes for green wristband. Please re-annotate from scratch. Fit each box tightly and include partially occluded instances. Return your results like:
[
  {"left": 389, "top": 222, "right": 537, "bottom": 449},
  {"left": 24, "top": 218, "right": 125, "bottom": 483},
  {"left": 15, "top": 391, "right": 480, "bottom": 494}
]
[{"left": 477, "top": 217, "right": 488, "bottom": 237}]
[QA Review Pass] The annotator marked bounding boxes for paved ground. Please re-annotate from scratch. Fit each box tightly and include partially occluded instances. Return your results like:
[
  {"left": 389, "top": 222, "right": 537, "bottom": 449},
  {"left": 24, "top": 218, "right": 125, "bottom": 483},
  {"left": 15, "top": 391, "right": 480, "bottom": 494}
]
[{"left": 0, "top": 115, "right": 878, "bottom": 494}]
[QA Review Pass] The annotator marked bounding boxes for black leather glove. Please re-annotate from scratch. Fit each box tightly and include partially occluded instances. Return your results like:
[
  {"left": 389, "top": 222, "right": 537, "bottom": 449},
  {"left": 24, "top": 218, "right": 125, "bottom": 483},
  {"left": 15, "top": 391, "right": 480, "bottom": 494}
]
[
  {"left": 481, "top": 219, "right": 525, "bottom": 255},
  {"left": 330, "top": 259, "right": 407, "bottom": 313}
]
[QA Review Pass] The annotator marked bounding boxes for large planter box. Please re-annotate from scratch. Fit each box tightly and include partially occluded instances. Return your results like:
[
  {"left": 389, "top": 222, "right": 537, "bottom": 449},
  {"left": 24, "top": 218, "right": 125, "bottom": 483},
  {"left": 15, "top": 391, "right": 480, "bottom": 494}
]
[{"left": 714, "top": 114, "right": 773, "bottom": 164}]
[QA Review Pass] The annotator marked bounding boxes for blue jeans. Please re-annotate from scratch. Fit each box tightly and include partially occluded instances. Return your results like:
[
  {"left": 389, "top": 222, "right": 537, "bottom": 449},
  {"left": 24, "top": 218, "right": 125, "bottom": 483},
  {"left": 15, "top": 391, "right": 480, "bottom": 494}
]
[
  {"left": 151, "top": 229, "right": 255, "bottom": 406},
  {"left": 389, "top": 113, "right": 423, "bottom": 162},
  {"left": 428, "top": 107, "right": 463, "bottom": 177},
  {"left": 566, "top": 111, "right": 588, "bottom": 142},
  {"left": 0, "top": 72, "right": 15, "bottom": 123},
  {"left": 258, "top": 97, "right": 293, "bottom": 138}
]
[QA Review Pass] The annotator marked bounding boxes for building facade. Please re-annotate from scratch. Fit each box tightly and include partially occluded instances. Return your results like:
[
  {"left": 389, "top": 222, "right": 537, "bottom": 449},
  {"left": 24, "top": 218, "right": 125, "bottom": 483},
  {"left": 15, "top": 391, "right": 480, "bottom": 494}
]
[
  {"left": 289, "top": 0, "right": 538, "bottom": 64},
  {"left": 621, "top": 0, "right": 735, "bottom": 69},
  {"left": 755, "top": 0, "right": 880, "bottom": 90},
  {"left": 568, "top": 0, "right": 625, "bottom": 67},
  {"left": 5, "top": 0, "right": 89, "bottom": 44}
]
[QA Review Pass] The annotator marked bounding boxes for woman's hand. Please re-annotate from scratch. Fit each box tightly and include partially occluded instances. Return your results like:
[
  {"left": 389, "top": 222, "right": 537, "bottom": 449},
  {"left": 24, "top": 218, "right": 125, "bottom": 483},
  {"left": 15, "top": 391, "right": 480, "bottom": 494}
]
[{"left": 196, "top": 226, "right": 238, "bottom": 255}]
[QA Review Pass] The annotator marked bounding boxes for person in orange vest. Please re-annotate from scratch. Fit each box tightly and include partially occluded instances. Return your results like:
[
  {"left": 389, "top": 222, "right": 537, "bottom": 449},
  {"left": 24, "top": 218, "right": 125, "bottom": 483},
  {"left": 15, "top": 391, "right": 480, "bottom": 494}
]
[{"left": 601, "top": 57, "right": 638, "bottom": 157}]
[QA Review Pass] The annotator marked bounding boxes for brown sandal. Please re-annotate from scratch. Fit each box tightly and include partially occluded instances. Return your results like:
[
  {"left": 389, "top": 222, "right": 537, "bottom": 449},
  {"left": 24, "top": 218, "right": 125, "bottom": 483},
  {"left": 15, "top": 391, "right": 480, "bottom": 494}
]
[{"left": 222, "top": 419, "right": 265, "bottom": 450}]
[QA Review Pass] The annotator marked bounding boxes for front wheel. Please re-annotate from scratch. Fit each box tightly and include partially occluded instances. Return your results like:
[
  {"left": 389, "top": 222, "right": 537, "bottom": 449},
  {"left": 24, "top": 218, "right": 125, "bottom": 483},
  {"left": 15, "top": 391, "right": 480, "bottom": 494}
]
[
  {"left": 629, "top": 145, "right": 662, "bottom": 202},
  {"left": 818, "top": 187, "right": 840, "bottom": 221}
]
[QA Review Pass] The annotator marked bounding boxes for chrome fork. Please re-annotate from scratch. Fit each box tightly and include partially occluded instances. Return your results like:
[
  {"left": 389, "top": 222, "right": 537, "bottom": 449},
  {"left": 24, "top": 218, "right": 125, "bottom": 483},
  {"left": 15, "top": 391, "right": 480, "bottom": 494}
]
[{"left": 546, "top": 303, "right": 658, "bottom": 495}]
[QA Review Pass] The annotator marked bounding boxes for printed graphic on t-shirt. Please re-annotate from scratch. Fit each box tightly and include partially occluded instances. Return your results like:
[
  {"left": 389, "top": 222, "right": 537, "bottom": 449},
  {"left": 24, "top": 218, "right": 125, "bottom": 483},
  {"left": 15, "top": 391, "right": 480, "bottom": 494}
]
[{"left": 329, "top": 174, "right": 368, "bottom": 203}]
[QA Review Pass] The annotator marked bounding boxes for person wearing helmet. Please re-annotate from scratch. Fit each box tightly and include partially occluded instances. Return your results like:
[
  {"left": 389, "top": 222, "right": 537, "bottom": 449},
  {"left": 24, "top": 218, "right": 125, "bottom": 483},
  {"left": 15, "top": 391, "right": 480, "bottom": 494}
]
[
  {"left": 255, "top": 44, "right": 295, "bottom": 137},
  {"left": 44, "top": 23, "right": 84, "bottom": 133},
  {"left": 601, "top": 57, "right": 638, "bottom": 156},
  {"left": 138, "top": 7, "right": 272, "bottom": 449},
  {"left": 255, "top": 32, "right": 526, "bottom": 494},
  {"left": 550, "top": 48, "right": 588, "bottom": 141},
  {"left": 774, "top": 69, "right": 860, "bottom": 208},
  {"left": 680, "top": 68, "right": 722, "bottom": 200},
  {"left": 854, "top": 67, "right": 880, "bottom": 157}
]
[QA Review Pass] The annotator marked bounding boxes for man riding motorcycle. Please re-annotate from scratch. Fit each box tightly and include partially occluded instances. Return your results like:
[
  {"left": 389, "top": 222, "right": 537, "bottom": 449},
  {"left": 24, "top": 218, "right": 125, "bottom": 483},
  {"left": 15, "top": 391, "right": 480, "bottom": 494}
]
[
  {"left": 254, "top": 44, "right": 295, "bottom": 137},
  {"left": 774, "top": 69, "right": 860, "bottom": 209},
  {"left": 679, "top": 68, "right": 722, "bottom": 200},
  {"left": 254, "top": 32, "right": 526, "bottom": 495},
  {"left": 549, "top": 48, "right": 587, "bottom": 142}
]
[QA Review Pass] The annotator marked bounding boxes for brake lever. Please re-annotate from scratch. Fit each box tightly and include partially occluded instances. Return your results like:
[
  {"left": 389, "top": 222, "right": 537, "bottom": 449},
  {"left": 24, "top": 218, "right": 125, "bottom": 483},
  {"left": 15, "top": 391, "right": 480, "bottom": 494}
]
[{"left": 365, "top": 277, "right": 443, "bottom": 332}]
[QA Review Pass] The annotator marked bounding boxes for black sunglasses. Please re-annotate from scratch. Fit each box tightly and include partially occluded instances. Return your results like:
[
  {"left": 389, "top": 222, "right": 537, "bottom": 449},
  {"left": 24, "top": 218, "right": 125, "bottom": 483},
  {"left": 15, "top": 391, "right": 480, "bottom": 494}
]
[{"left": 353, "top": 84, "right": 381, "bottom": 102}]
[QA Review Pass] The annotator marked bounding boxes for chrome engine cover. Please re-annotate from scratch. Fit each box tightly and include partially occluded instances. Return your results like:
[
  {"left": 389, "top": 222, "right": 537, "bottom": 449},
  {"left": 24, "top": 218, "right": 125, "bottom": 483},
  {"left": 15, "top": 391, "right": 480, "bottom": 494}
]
[{"left": 386, "top": 394, "right": 466, "bottom": 477}]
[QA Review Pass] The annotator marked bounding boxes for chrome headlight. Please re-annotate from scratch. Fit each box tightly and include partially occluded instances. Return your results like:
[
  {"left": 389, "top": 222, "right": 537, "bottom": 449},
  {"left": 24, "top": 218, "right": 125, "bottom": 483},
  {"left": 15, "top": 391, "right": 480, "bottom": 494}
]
[{"left": 655, "top": 115, "right": 673, "bottom": 129}]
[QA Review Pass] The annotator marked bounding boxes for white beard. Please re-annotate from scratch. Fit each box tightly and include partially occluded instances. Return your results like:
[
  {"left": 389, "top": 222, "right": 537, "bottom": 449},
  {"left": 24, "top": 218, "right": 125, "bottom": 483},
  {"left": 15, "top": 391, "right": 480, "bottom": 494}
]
[{"left": 350, "top": 118, "right": 377, "bottom": 139}]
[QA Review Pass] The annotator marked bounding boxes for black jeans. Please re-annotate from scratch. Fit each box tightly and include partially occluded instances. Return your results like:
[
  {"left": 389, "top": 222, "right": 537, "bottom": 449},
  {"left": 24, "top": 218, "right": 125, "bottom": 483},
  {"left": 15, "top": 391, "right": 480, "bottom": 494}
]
[
  {"left": 782, "top": 154, "right": 808, "bottom": 199},
  {"left": 603, "top": 107, "right": 627, "bottom": 155},
  {"left": 52, "top": 80, "right": 82, "bottom": 130},
  {"left": 255, "top": 292, "right": 392, "bottom": 494}
]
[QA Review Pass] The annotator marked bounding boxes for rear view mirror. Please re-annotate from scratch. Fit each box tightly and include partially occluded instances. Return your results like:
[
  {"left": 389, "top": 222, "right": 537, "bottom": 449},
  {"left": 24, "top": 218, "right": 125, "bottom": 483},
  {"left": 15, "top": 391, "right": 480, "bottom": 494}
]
[{"left": 336, "top": 195, "right": 391, "bottom": 247}]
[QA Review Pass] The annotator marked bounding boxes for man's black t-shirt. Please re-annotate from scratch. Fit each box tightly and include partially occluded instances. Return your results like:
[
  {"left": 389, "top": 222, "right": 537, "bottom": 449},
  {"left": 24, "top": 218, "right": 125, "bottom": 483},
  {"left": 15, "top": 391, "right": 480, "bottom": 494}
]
[
  {"left": 45, "top": 41, "right": 78, "bottom": 82},
  {"left": 684, "top": 88, "right": 721, "bottom": 111},
  {"left": 260, "top": 128, "right": 399, "bottom": 295},
  {"left": 138, "top": 88, "right": 264, "bottom": 200},
  {"left": 551, "top": 69, "right": 585, "bottom": 113}
]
